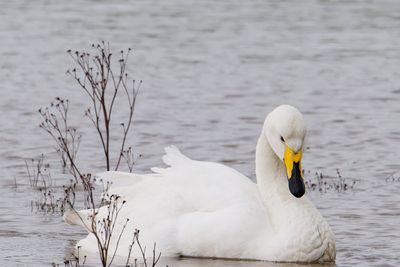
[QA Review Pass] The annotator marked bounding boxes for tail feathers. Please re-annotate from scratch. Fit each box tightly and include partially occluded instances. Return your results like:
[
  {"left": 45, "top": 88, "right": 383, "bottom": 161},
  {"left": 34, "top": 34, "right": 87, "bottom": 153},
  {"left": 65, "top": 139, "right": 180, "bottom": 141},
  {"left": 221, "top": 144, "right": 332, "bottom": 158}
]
[
  {"left": 162, "top": 145, "right": 190, "bottom": 167},
  {"left": 63, "top": 206, "right": 94, "bottom": 232}
]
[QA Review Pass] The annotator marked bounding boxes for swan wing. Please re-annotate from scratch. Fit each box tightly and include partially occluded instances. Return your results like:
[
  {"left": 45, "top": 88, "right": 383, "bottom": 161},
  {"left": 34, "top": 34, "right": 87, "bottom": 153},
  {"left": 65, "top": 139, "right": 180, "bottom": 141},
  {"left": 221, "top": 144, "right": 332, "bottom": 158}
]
[
  {"left": 73, "top": 146, "right": 267, "bottom": 260},
  {"left": 97, "top": 145, "right": 260, "bottom": 209}
]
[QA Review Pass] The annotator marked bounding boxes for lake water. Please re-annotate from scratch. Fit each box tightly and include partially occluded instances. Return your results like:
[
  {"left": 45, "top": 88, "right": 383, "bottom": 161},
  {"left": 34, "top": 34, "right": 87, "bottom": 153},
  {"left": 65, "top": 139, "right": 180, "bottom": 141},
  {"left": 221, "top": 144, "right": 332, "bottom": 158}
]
[{"left": 1, "top": 0, "right": 400, "bottom": 266}]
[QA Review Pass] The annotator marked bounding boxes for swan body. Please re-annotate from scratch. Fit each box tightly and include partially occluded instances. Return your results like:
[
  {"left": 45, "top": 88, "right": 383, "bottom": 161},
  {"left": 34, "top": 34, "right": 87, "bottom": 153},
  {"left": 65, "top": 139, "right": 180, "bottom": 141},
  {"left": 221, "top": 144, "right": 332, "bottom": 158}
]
[{"left": 66, "top": 105, "right": 336, "bottom": 263}]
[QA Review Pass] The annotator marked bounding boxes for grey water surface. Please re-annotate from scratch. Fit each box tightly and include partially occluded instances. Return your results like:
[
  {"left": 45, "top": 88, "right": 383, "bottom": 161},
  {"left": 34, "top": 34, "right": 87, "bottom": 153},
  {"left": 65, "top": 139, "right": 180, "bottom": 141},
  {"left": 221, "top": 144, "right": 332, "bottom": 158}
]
[{"left": 1, "top": 0, "right": 400, "bottom": 266}]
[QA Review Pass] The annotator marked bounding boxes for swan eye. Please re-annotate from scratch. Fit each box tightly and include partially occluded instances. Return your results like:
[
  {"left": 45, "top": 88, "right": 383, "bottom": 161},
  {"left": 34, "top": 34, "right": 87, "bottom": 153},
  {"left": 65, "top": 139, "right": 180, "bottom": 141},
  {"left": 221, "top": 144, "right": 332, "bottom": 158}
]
[{"left": 280, "top": 136, "right": 285, "bottom": 142}]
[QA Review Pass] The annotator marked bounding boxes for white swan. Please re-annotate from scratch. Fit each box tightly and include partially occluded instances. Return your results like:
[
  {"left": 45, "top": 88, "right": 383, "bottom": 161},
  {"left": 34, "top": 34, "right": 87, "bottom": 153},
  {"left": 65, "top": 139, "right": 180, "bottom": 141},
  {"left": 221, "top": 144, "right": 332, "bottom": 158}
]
[{"left": 66, "top": 105, "right": 336, "bottom": 264}]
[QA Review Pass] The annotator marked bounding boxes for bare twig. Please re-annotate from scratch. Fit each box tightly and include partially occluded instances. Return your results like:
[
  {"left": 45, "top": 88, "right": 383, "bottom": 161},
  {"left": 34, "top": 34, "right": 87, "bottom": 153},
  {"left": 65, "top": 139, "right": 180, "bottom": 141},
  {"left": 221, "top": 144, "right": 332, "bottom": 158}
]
[
  {"left": 66, "top": 42, "right": 140, "bottom": 171},
  {"left": 109, "top": 218, "right": 130, "bottom": 266},
  {"left": 121, "top": 147, "right": 138, "bottom": 173},
  {"left": 127, "top": 229, "right": 161, "bottom": 267},
  {"left": 25, "top": 154, "right": 52, "bottom": 188},
  {"left": 37, "top": 43, "right": 158, "bottom": 267},
  {"left": 39, "top": 99, "right": 82, "bottom": 183}
]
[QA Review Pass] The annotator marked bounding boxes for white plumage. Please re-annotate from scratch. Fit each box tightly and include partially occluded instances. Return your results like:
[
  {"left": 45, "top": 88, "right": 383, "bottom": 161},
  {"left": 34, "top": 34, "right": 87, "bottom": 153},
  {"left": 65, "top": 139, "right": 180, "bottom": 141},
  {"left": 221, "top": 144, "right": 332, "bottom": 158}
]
[{"left": 66, "top": 105, "right": 336, "bottom": 264}]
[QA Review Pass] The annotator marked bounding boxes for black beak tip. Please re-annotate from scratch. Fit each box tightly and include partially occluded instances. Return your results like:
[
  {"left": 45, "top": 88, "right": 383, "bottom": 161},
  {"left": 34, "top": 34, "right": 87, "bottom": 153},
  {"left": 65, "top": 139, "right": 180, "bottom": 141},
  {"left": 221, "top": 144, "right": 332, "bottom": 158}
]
[
  {"left": 288, "top": 175, "right": 305, "bottom": 198},
  {"left": 289, "top": 185, "right": 305, "bottom": 198},
  {"left": 288, "top": 162, "right": 305, "bottom": 198}
]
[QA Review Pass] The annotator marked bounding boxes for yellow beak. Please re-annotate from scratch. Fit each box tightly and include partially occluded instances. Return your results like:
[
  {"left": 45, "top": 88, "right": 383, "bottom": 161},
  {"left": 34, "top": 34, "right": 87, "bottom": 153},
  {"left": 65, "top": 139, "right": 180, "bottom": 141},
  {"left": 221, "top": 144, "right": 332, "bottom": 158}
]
[
  {"left": 283, "top": 145, "right": 302, "bottom": 179},
  {"left": 283, "top": 144, "right": 305, "bottom": 198}
]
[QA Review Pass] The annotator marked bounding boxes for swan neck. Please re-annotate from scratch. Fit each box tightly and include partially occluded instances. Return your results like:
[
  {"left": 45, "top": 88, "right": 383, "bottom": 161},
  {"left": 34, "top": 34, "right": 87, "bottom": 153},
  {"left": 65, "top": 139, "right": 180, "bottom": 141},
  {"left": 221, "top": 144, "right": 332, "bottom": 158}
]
[
  {"left": 256, "top": 132, "right": 298, "bottom": 212},
  {"left": 256, "top": 133, "right": 285, "bottom": 194},
  {"left": 255, "top": 132, "right": 311, "bottom": 223}
]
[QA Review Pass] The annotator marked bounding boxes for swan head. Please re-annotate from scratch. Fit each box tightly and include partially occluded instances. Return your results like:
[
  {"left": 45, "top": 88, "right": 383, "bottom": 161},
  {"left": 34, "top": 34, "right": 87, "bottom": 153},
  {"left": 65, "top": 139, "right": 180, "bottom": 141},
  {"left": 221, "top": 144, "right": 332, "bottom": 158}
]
[{"left": 264, "top": 105, "right": 307, "bottom": 198}]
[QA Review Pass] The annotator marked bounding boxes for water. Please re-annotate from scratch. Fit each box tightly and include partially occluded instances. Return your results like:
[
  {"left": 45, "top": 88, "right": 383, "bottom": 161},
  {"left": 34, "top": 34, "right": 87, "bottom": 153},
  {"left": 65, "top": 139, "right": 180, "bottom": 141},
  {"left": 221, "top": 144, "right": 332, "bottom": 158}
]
[{"left": 1, "top": 0, "right": 400, "bottom": 266}]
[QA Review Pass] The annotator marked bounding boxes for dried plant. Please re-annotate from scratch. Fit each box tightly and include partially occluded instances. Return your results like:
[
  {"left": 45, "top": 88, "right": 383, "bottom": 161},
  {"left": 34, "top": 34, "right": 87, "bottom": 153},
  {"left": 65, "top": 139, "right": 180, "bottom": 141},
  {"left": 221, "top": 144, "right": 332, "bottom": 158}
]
[
  {"left": 125, "top": 229, "right": 161, "bottom": 267},
  {"left": 66, "top": 192, "right": 161, "bottom": 267},
  {"left": 39, "top": 99, "right": 82, "bottom": 183},
  {"left": 26, "top": 157, "right": 77, "bottom": 215},
  {"left": 36, "top": 43, "right": 160, "bottom": 267},
  {"left": 25, "top": 155, "right": 59, "bottom": 214},
  {"left": 60, "top": 179, "right": 78, "bottom": 213},
  {"left": 31, "top": 187, "right": 56, "bottom": 213},
  {"left": 121, "top": 147, "right": 138, "bottom": 173},
  {"left": 67, "top": 195, "right": 129, "bottom": 266},
  {"left": 305, "top": 169, "right": 356, "bottom": 193},
  {"left": 52, "top": 246, "right": 87, "bottom": 267},
  {"left": 66, "top": 41, "right": 140, "bottom": 171},
  {"left": 25, "top": 154, "right": 53, "bottom": 188},
  {"left": 385, "top": 172, "right": 400, "bottom": 183}
]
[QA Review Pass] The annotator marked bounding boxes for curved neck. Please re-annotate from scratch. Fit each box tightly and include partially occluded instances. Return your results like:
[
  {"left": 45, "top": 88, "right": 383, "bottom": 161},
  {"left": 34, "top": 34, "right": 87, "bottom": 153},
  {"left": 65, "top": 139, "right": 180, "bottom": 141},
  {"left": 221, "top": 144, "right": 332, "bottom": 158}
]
[
  {"left": 256, "top": 133, "right": 287, "bottom": 197},
  {"left": 255, "top": 133, "right": 307, "bottom": 227}
]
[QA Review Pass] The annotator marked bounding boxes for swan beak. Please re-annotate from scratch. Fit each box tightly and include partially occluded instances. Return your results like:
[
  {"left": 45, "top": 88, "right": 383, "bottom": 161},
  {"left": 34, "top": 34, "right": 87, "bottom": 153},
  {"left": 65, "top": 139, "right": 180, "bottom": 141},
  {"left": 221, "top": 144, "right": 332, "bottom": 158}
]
[{"left": 284, "top": 145, "right": 305, "bottom": 198}]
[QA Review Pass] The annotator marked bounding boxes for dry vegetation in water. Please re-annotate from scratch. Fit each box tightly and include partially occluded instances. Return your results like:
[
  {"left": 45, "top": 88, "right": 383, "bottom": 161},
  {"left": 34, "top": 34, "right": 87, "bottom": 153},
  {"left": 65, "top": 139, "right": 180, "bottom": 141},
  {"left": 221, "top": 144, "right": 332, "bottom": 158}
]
[
  {"left": 385, "top": 172, "right": 400, "bottom": 183},
  {"left": 304, "top": 169, "right": 356, "bottom": 193},
  {"left": 25, "top": 155, "right": 73, "bottom": 214},
  {"left": 26, "top": 42, "right": 160, "bottom": 267}
]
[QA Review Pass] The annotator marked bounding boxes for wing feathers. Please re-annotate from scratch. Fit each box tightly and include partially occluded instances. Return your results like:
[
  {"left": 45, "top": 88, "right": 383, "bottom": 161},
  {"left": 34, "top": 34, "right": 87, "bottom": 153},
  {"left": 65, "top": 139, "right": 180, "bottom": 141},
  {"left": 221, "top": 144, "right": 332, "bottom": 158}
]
[{"left": 162, "top": 145, "right": 190, "bottom": 167}]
